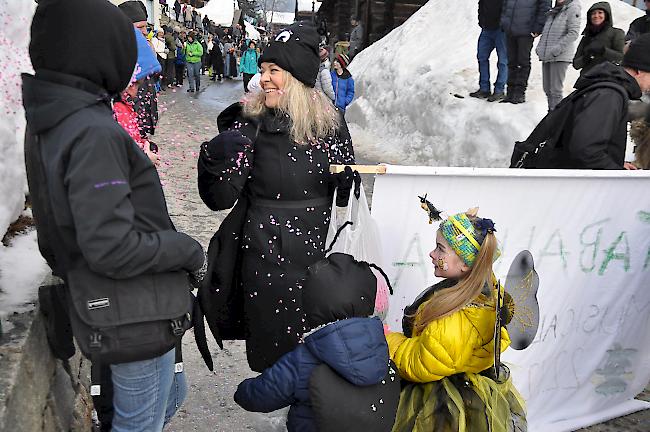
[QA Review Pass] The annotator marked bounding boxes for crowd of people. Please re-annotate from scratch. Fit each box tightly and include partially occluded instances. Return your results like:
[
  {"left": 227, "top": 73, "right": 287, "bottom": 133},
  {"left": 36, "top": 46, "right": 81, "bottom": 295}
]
[
  {"left": 20, "top": 0, "right": 649, "bottom": 431},
  {"left": 475, "top": 0, "right": 650, "bottom": 170}
]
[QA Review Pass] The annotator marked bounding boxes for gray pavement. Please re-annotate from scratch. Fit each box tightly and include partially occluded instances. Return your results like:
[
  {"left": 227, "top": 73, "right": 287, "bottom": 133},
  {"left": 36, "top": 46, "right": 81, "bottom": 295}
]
[{"left": 156, "top": 77, "right": 649, "bottom": 431}]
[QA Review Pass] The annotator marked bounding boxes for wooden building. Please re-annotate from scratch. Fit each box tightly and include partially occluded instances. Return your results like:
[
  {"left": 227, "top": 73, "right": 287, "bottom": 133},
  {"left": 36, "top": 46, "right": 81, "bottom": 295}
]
[{"left": 316, "top": 0, "right": 428, "bottom": 51}]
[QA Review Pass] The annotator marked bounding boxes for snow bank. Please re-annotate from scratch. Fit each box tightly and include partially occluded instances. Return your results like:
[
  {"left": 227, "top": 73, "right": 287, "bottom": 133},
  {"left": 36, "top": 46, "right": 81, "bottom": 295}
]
[
  {"left": 347, "top": 0, "right": 643, "bottom": 167},
  {"left": 0, "top": 0, "right": 35, "bottom": 239},
  {"left": 0, "top": 230, "right": 48, "bottom": 316},
  {"left": 197, "top": 0, "right": 235, "bottom": 26}
]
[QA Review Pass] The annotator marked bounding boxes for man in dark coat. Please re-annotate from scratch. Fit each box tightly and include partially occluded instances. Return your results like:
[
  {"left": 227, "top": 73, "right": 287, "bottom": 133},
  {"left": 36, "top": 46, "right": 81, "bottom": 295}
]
[
  {"left": 470, "top": 0, "right": 508, "bottom": 101},
  {"left": 500, "top": 0, "right": 551, "bottom": 103},
  {"left": 543, "top": 34, "right": 650, "bottom": 169},
  {"left": 626, "top": 0, "right": 650, "bottom": 42},
  {"left": 349, "top": 16, "right": 364, "bottom": 59},
  {"left": 22, "top": 0, "right": 204, "bottom": 429}
]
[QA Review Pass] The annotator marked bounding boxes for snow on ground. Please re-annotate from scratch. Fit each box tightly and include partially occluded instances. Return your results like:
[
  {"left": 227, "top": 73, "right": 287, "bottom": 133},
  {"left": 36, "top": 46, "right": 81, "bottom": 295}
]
[{"left": 347, "top": 0, "right": 643, "bottom": 167}]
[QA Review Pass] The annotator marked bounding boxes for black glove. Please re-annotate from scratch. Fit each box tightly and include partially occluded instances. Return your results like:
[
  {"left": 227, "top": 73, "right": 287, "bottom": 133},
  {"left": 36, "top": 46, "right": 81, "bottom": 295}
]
[
  {"left": 331, "top": 166, "right": 361, "bottom": 207},
  {"left": 584, "top": 40, "right": 606, "bottom": 58},
  {"left": 189, "top": 252, "right": 208, "bottom": 289},
  {"left": 201, "top": 130, "right": 251, "bottom": 161}
]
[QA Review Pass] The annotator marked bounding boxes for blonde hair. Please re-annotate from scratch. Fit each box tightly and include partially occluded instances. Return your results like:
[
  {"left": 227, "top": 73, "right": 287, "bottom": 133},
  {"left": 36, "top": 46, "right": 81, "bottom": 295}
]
[
  {"left": 242, "top": 69, "right": 340, "bottom": 143},
  {"left": 412, "top": 214, "right": 498, "bottom": 336}
]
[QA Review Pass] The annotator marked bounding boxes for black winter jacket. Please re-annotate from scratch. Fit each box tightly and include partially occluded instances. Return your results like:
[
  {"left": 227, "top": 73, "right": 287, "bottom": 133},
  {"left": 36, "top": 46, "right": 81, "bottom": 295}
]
[
  {"left": 500, "top": 0, "right": 551, "bottom": 37},
  {"left": 625, "top": 11, "right": 650, "bottom": 42},
  {"left": 197, "top": 103, "right": 355, "bottom": 372},
  {"left": 23, "top": 70, "right": 204, "bottom": 280},
  {"left": 235, "top": 317, "right": 389, "bottom": 432},
  {"left": 573, "top": 2, "right": 625, "bottom": 75},
  {"left": 551, "top": 62, "right": 641, "bottom": 169},
  {"left": 479, "top": 0, "right": 505, "bottom": 31}
]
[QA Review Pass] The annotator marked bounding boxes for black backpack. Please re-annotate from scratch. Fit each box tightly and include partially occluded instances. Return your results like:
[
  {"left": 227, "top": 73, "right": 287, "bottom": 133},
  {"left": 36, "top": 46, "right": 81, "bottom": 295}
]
[{"left": 510, "top": 82, "right": 628, "bottom": 168}]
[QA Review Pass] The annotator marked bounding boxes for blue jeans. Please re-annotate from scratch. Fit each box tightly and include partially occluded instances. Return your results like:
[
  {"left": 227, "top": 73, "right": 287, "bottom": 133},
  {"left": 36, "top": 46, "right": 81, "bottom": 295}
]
[
  {"left": 187, "top": 62, "right": 201, "bottom": 91},
  {"left": 110, "top": 349, "right": 187, "bottom": 431},
  {"left": 477, "top": 29, "right": 508, "bottom": 93}
]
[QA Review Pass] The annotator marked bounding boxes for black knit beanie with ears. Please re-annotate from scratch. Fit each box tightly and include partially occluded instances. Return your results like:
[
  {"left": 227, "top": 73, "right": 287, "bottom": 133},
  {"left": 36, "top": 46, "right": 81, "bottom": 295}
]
[{"left": 259, "top": 21, "right": 320, "bottom": 87}]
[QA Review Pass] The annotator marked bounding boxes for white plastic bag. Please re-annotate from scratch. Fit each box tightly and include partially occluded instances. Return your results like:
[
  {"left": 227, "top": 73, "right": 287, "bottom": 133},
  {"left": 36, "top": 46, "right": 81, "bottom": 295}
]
[{"left": 325, "top": 183, "right": 384, "bottom": 267}]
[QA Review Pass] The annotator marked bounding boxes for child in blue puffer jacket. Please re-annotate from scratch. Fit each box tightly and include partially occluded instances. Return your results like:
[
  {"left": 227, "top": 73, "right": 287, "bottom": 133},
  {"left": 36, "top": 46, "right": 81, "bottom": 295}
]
[
  {"left": 331, "top": 53, "right": 355, "bottom": 111},
  {"left": 234, "top": 253, "right": 399, "bottom": 432}
]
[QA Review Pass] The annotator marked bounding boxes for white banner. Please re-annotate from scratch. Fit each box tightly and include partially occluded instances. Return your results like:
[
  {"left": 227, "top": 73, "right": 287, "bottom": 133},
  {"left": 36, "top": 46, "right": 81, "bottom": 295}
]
[{"left": 371, "top": 166, "right": 650, "bottom": 432}]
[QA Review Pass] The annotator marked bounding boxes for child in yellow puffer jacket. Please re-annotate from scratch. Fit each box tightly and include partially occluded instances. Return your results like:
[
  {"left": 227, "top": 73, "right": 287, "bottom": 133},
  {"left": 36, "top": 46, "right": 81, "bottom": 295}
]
[{"left": 386, "top": 208, "right": 527, "bottom": 432}]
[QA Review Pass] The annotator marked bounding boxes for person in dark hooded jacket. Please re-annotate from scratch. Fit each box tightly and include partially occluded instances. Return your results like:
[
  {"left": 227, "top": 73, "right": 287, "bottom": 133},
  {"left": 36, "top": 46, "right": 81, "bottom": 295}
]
[
  {"left": 626, "top": 0, "right": 650, "bottom": 43},
  {"left": 197, "top": 22, "right": 355, "bottom": 373},
  {"left": 234, "top": 253, "right": 399, "bottom": 432},
  {"left": 573, "top": 2, "right": 625, "bottom": 75},
  {"left": 22, "top": 0, "right": 205, "bottom": 429},
  {"left": 544, "top": 34, "right": 650, "bottom": 169}
]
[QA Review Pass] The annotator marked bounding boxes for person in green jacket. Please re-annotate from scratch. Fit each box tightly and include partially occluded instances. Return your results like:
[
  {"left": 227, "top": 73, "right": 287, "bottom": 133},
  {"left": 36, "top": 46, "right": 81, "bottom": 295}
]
[
  {"left": 184, "top": 31, "right": 204, "bottom": 92},
  {"left": 239, "top": 40, "right": 260, "bottom": 92}
]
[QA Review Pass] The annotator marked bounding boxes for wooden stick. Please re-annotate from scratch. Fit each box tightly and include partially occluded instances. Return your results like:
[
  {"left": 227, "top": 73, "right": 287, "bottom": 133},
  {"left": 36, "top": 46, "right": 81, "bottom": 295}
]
[{"left": 329, "top": 164, "right": 387, "bottom": 174}]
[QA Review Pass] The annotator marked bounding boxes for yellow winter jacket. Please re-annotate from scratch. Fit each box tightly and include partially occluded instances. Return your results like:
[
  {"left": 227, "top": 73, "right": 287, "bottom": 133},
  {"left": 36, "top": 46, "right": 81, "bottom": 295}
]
[{"left": 387, "top": 302, "right": 510, "bottom": 383}]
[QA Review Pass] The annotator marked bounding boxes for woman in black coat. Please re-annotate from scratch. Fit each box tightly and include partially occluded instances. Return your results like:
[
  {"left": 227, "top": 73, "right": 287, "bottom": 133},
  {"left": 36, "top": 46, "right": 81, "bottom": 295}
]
[
  {"left": 197, "top": 23, "right": 355, "bottom": 372},
  {"left": 573, "top": 2, "right": 625, "bottom": 75},
  {"left": 210, "top": 37, "right": 224, "bottom": 81}
]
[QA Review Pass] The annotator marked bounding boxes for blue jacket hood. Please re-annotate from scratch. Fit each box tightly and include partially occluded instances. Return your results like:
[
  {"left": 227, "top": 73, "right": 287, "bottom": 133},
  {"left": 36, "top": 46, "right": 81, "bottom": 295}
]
[
  {"left": 134, "top": 28, "right": 162, "bottom": 81},
  {"left": 304, "top": 317, "right": 388, "bottom": 386}
]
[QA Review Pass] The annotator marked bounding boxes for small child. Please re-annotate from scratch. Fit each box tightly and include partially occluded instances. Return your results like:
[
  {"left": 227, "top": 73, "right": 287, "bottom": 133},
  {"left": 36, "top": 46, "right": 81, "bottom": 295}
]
[
  {"left": 387, "top": 208, "right": 527, "bottom": 432},
  {"left": 113, "top": 27, "right": 161, "bottom": 165},
  {"left": 234, "top": 253, "right": 399, "bottom": 432}
]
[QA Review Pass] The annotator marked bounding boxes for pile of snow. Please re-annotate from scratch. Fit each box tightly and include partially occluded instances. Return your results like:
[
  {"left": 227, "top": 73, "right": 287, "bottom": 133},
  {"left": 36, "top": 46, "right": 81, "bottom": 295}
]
[
  {"left": 297, "top": 0, "right": 320, "bottom": 13},
  {"left": 197, "top": 0, "right": 235, "bottom": 26},
  {"left": 0, "top": 2, "right": 49, "bottom": 314},
  {"left": 0, "top": 0, "right": 34, "bottom": 239},
  {"left": 347, "top": 0, "right": 643, "bottom": 167}
]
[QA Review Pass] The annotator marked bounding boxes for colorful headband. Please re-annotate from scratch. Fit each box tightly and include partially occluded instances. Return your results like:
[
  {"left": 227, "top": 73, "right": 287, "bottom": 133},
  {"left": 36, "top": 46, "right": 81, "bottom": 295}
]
[{"left": 440, "top": 213, "right": 497, "bottom": 266}]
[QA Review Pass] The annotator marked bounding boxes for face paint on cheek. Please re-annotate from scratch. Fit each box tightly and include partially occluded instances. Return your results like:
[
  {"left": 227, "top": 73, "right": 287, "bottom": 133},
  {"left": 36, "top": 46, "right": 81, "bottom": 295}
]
[{"left": 436, "top": 258, "right": 449, "bottom": 271}]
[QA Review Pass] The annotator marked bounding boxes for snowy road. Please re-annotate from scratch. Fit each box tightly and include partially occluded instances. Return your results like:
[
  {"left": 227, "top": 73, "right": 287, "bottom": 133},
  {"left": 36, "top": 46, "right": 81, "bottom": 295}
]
[{"left": 156, "top": 78, "right": 648, "bottom": 432}]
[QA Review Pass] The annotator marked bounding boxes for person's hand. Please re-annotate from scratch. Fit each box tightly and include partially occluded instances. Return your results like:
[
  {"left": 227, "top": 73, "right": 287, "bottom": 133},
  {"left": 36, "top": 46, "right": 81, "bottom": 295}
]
[
  {"left": 624, "top": 162, "right": 639, "bottom": 170},
  {"left": 145, "top": 147, "right": 160, "bottom": 166},
  {"left": 584, "top": 40, "right": 606, "bottom": 58},
  {"left": 189, "top": 252, "right": 208, "bottom": 289},
  {"left": 201, "top": 130, "right": 252, "bottom": 160},
  {"left": 331, "top": 166, "right": 360, "bottom": 207},
  {"left": 531, "top": 32, "right": 541, "bottom": 38}
]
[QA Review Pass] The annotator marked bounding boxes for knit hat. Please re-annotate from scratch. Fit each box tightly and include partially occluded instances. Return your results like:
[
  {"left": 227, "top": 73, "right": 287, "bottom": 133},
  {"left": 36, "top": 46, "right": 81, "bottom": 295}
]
[
  {"left": 319, "top": 46, "right": 329, "bottom": 61},
  {"left": 29, "top": 0, "right": 137, "bottom": 95},
  {"left": 439, "top": 211, "right": 497, "bottom": 266},
  {"left": 258, "top": 21, "right": 320, "bottom": 87},
  {"left": 623, "top": 33, "right": 650, "bottom": 72},
  {"left": 118, "top": 0, "right": 148, "bottom": 23},
  {"left": 335, "top": 53, "right": 350, "bottom": 68},
  {"left": 132, "top": 27, "right": 161, "bottom": 82}
]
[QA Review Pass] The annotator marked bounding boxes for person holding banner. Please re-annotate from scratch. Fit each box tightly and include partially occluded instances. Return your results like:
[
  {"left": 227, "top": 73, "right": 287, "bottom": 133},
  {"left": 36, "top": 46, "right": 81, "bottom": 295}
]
[
  {"left": 386, "top": 208, "right": 526, "bottom": 432},
  {"left": 197, "top": 22, "right": 355, "bottom": 373}
]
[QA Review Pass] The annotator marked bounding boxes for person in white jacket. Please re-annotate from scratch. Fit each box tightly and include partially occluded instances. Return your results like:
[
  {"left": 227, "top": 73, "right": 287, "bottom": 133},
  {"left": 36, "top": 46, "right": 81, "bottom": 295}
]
[{"left": 314, "top": 46, "right": 335, "bottom": 100}]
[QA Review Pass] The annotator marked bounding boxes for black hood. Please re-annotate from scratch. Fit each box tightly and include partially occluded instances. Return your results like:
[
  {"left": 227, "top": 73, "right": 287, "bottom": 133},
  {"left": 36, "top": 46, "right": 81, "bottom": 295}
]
[
  {"left": 22, "top": 71, "right": 111, "bottom": 135},
  {"left": 574, "top": 62, "right": 642, "bottom": 99},
  {"left": 29, "top": 0, "right": 137, "bottom": 95},
  {"left": 302, "top": 253, "right": 376, "bottom": 330},
  {"left": 335, "top": 69, "right": 352, "bottom": 80}
]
